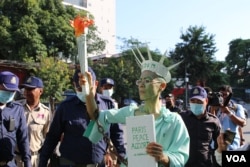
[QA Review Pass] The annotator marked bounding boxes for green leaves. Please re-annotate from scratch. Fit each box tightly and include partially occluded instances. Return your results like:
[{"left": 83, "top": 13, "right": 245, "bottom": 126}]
[
  {"left": 170, "top": 25, "right": 224, "bottom": 89},
  {"left": 0, "top": 0, "right": 105, "bottom": 104},
  {"left": 226, "top": 39, "right": 250, "bottom": 91},
  {"left": 33, "top": 56, "right": 72, "bottom": 102},
  {"left": 0, "top": 0, "right": 105, "bottom": 60}
]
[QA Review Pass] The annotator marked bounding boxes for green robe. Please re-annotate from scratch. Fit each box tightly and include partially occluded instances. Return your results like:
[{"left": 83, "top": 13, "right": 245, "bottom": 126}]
[{"left": 84, "top": 106, "right": 190, "bottom": 167}]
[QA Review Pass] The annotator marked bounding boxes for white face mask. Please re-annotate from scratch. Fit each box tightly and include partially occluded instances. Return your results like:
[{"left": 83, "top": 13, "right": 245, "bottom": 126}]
[
  {"left": 76, "top": 91, "right": 86, "bottom": 102},
  {"left": 102, "top": 89, "right": 113, "bottom": 97}
]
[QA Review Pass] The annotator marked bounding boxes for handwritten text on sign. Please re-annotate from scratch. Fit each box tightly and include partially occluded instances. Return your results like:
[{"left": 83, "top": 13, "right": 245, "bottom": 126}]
[{"left": 131, "top": 126, "right": 149, "bottom": 150}]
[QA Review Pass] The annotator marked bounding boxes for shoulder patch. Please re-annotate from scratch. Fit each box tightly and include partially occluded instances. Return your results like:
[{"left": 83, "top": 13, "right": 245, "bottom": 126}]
[{"left": 40, "top": 103, "right": 50, "bottom": 110}]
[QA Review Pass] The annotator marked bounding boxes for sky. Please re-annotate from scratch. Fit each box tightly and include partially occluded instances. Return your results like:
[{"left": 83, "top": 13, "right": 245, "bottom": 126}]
[{"left": 116, "top": 0, "right": 250, "bottom": 61}]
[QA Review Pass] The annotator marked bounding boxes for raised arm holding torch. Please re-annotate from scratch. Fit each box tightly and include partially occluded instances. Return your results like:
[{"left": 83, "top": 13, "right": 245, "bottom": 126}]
[{"left": 70, "top": 15, "right": 94, "bottom": 101}]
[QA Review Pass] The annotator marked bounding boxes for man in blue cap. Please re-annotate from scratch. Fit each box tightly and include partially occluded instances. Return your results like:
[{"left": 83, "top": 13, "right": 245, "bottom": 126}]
[
  {"left": 39, "top": 67, "right": 125, "bottom": 167},
  {"left": 15, "top": 76, "right": 51, "bottom": 167},
  {"left": 99, "top": 78, "right": 119, "bottom": 109},
  {"left": 0, "top": 71, "right": 31, "bottom": 167},
  {"left": 180, "top": 86, "right": 221, "bottom": 167},
  {"left": 100, "top": 78, "right": 114, "bottom": 98}
]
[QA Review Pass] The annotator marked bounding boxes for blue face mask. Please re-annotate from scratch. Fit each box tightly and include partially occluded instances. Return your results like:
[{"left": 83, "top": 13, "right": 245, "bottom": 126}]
[
  {"left": 190, "top": 103, "right": 205, "bottom": 116},
  {"left": 0, "top": 90, "right": 16, "bottom": 104}
]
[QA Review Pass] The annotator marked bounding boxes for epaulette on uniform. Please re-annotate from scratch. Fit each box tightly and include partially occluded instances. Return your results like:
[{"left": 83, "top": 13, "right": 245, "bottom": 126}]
[
  {"left": 40, "top": 103, "right": 50, "bottom": 110},
  {"left": 10, "top": 101, "right": 23, "bottom": 107},
  {"left": 14, "top": 99, "right": 25, "bottom": 105}
]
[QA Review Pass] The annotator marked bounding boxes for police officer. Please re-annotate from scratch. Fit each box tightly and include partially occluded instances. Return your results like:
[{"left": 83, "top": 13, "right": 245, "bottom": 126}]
[
  {"left": 165, "top": 93, "right": 182, "bottom": 113},
  {"left": 15, "top": 76, "right": 51, "bottom": 167},
  {"left": 39, "top": 67, "right": 125, "bottom": 167},
  {"left": 100, "top": 78, "right": 114, "bottom": 97},
  {"left": 99, "top": 78, "right": 118, "bottom": 109},
  {"left": 180, "top": 86, "right": 221, "bottom": 167},
  {"left": 0, "top": 71, "right": 31, "bottom": 167},
  {"left": 100, "top": 77, "right": 126, "bottom": 165}
]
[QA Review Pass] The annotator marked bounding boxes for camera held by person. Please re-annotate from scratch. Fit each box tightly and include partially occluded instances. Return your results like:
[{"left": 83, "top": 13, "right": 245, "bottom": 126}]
[{"left": 208, "top": 91, "right": 231, "bottom": 107}]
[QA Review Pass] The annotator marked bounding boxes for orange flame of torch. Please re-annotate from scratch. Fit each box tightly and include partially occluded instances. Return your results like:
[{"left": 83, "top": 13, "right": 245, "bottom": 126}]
[{"left": 70, "top": 16, "right": 94, "bottom": 37}]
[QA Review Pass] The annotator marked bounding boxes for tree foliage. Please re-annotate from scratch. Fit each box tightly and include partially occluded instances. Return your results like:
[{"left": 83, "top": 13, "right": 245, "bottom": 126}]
[
  {"left": 24, "top": 56, "right": 73, "bottom": 103},
  {"left": 92, "top": 45, "right": 177, "bottom": 105},
  {"left": 0, "top": 0, "right": 105, "bottom": 104},
  {"left": 169, "top": 25, "right": 228, "bottom": 90},
  {"left": 0, "top": 0, "right": 105, "bottom": 61},
  {"left": 226, "top": 38, "right": 250, "bottom": 97},
  {"left": 2, "top": 0, "right": 249, "bottom": 103},
  {"left": 93, "top": 54, "right": 139, "bottom": 105}
]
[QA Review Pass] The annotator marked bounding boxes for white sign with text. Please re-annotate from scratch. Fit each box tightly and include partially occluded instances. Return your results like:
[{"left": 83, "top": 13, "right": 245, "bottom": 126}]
[{"left": 126, "top": 115, "right": 157, "bottom": 167}]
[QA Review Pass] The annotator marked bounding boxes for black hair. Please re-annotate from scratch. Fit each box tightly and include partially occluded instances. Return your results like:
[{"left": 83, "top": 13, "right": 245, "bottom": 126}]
[{"left": 218, "top": 85, "right": 232, "bottom": 93}]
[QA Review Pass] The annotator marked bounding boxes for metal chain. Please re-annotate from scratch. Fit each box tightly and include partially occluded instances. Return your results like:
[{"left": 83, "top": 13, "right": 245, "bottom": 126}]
[{"left": 96, "top": 119, "right": 128, "bottom": 166}]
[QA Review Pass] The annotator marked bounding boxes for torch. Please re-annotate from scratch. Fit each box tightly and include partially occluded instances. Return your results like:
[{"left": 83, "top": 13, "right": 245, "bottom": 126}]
[{"left": 70, "top": 15, "right": 94, "bottom": 98}]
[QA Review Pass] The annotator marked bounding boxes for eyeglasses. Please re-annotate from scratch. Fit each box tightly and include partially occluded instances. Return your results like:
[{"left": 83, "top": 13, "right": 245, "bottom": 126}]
[{"left": 135, "top": 78, "right": 161, "bottom": 86}]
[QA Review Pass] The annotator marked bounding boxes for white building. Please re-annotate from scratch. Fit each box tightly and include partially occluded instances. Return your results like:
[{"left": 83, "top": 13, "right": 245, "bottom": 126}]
[{"left": 63, "top": 0, "right": 116, "bottom": 58}]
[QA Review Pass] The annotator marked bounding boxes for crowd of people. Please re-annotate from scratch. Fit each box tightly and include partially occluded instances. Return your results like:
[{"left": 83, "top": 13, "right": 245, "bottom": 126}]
[{"left": 0, "top": 47, "right": 249, "bottom": 167}]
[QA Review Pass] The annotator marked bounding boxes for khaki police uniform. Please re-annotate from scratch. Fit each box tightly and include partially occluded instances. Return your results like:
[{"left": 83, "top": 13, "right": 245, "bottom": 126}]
[{"left": 16, "top": 100, "right": 51, "bottom": 167}]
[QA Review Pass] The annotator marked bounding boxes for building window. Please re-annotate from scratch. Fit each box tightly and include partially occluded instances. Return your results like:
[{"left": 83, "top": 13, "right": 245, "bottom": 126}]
[
  {"left": 79, "top": 0, "right": 88, "bottom": 8},
  {"left": 80, "top": 0, "right": 87, "bottom": 8}
]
